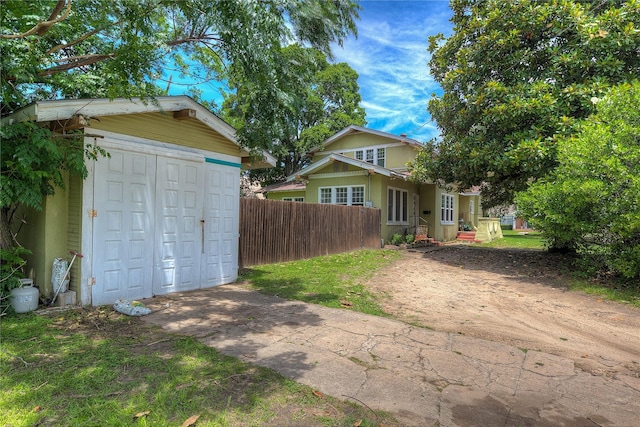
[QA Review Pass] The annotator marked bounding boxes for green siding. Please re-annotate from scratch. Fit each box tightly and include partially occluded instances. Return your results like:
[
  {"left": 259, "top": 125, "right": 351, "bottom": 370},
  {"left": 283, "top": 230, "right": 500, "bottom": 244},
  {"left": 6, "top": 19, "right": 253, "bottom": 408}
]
[
  {"left": 17, "top": 174, "right": 70, "bottom": 298},
  {"left": 67, "top": 174, "right": 83, "bottom": 298},
  {"left": 90, "top": 113, "right": 242, "bottom": 157},
  {"left": 266, "top": 190, "right": 306, "bottom": 201}
]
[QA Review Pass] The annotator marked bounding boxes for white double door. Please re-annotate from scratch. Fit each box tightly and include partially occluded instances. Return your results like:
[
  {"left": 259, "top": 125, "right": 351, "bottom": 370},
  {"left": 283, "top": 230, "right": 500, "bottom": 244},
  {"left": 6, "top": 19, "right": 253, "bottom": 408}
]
[{"left": 91, "top": 149, "right": 238, "bottom": 306}]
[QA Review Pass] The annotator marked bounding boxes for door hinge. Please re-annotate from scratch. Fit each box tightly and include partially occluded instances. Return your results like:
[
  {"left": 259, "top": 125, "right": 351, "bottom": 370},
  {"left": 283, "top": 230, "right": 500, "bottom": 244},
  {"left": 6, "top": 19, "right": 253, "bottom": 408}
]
[
  {"left": 89, "top": 277, "right": 96, "bottom": 286},
  {"left": 89, "top": 209, "right": 98, "bottom": 218}
]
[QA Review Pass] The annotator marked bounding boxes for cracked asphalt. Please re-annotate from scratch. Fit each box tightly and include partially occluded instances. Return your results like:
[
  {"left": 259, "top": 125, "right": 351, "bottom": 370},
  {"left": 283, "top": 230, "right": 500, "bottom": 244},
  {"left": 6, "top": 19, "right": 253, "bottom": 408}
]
[{"left": 142, "top": 284, "right": 640, "bottom": 426}]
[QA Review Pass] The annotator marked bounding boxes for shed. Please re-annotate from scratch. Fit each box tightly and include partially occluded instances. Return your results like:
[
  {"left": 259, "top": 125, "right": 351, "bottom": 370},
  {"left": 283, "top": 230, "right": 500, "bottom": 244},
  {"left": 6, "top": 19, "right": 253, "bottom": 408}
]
[{"left": 4, "top": 96, "right": 273, "bottom": 306}]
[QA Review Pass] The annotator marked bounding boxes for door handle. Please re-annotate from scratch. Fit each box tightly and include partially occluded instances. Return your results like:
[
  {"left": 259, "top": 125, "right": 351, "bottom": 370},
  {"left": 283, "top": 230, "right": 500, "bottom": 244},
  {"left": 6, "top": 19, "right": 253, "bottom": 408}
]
[{"left": 200, "top": 219, "right": 205, "bottom": 254}]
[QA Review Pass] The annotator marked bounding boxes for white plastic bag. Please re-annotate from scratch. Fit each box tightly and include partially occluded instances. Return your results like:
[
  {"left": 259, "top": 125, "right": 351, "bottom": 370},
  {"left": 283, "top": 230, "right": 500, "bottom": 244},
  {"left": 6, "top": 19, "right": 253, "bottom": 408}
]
[
  {"left": 113, "top": 299, "right": 151, "bottom": 316},
  {"left": 51, "top": 258, "right": 69, "bottom": 293}
]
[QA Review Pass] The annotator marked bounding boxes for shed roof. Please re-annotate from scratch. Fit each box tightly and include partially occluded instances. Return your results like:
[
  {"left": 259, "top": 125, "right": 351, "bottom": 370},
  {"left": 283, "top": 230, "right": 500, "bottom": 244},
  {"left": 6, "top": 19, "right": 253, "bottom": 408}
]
[{"left": 1, "top": 96, "right": 276, "bottom": 169}]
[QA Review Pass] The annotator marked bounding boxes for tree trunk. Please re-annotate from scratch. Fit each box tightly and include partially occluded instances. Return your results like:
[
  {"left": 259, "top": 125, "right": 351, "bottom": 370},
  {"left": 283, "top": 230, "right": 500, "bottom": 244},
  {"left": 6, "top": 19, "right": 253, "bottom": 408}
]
[{"left": 0, "top": 208, "right": 16, "bottom": 250}]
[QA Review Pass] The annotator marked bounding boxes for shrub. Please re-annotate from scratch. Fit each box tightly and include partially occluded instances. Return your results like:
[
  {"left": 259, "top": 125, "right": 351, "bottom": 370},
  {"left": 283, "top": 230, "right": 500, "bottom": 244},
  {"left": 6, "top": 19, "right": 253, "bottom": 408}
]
[
  {"left": 405, "top": 234, "right": 414, "bottom": 244},
  {"left": 517, "top": 82, "right": 640, "bottom": 281},
  {"left": 390, "top": 233, "right": 404, "bottom": 245}
]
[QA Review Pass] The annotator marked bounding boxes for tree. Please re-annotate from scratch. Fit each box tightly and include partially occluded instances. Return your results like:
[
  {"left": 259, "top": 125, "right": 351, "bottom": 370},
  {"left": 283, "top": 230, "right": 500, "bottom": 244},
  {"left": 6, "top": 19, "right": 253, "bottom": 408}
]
[
  {"left": 1, "top": 0, "right": 360, "bottom": 115},
  {"left": 516, "top": 82, "right": 640, "bottom": 280},
  {"left": 0, "top": 0, "right": 360, "bottom": 293},
  {"left": 410, "top": 0, "right": 640, "bottom": 208},
  {"left": 222, "top": 44, "right": 366, "bottom": 184}
]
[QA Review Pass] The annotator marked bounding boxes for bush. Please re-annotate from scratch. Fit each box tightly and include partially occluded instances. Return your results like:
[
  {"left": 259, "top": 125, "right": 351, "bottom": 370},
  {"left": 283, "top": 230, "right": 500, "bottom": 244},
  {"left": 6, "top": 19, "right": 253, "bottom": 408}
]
[
  {"left": 405, "top": 234, "right": 414, "bottom": 244},
  {"left": 501, "top": 224, "right": 513, "bottom": 231},
  {"left": 390, "top": 233, "right": 404, "bottom": 245},
  {"left": 516, "top": 82, "right": 640, "bottom": 281}
]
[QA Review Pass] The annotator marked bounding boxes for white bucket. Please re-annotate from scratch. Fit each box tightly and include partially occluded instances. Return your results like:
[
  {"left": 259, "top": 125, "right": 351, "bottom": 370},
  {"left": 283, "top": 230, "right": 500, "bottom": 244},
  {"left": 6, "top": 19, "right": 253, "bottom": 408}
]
[{"left": 10, "top": 279, "right": 39, "bottom": 313}]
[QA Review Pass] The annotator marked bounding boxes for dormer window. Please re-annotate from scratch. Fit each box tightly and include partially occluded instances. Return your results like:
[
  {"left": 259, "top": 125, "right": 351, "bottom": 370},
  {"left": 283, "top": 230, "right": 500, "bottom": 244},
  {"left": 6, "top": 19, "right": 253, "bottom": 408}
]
[{"left": 355, "top": 147, "right": 385, "bottom": 167}]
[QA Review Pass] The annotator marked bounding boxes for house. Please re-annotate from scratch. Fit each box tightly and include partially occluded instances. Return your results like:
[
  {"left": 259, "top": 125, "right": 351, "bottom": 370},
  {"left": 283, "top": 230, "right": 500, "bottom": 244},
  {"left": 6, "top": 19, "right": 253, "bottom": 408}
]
[
  {"left": 262, "top": 125, "right": 499, "bottom": 244},
  {"left": 3, "top": 96, "right": 274, "bottom": 306}
]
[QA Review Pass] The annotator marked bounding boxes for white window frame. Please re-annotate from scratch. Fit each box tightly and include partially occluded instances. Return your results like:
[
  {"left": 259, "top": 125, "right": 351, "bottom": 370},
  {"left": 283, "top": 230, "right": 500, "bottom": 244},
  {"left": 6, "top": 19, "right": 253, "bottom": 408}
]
[
  {"left": 354, "top": 147, "right": 386, "bottom": 167},
  {"left": 387, "top": 186, "right": 408, "bottom": 225},
  {"left": 318, "top": 186, "right": 365, "bottom": 206},
  {"left": 441, "top": 193, "right": 454, "bottom": 225},
  {"left": 282, "top": 197, "right": 304, "bottom": 202}
]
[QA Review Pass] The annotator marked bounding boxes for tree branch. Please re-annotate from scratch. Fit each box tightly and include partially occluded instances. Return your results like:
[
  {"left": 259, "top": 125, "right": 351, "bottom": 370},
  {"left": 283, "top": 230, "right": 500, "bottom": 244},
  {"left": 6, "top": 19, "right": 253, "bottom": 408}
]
[
  {"left": 166, "top": 34, "right": 223, "bottom": 47},
  {"left": 46, "top": 21, "right": 121, "bottom": 55},
  {"left": 1, "top": 0, "right": 72, "bottom": 39},
  {"left": 40, "top": 54, "right": 115, "bottom": 75}
]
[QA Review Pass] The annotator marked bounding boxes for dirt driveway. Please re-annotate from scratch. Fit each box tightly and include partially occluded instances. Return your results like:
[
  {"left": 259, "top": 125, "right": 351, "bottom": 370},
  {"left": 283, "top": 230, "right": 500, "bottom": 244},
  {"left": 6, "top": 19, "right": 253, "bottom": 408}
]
[{"left": 366, "top": 245, "right": 640, "bottom": 379}]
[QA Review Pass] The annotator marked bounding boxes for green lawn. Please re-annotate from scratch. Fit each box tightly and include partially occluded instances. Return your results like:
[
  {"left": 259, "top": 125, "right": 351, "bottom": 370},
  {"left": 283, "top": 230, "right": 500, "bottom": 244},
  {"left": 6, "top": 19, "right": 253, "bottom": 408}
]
[
  {"left": 479, "top": 229, "right": 545, "bottom": 249},
  {"left": 240, "top": 249, "right": 401, "bottom": 316},
  {"left": 0, "top": 309, "right": 395, "bottom": 427}
]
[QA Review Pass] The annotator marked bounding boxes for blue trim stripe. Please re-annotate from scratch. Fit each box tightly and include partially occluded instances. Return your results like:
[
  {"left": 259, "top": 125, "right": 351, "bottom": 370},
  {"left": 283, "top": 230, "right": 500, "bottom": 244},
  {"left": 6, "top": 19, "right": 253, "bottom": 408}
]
[{"left": 205, "top": 157, "right": 242, "bottom": 168}]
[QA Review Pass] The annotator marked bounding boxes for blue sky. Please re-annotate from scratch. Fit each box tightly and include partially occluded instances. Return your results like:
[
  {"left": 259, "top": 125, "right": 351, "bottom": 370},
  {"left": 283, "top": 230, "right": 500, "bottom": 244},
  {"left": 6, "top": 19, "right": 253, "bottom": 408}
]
[
  {"left": 165, "top": 1, "right": 453, "bottom": 143},
  {"left": 332, "top": 1, "right": 454, "bottom": 142}
]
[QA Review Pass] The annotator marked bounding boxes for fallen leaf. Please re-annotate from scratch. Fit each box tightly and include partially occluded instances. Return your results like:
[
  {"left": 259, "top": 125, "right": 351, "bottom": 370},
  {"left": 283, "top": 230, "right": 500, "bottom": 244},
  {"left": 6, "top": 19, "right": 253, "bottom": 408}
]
[
  {"left": 312, "top": 390, "right": 324, "bottom": 398},
  {"left": 352, "top": 419, "right": 362, "bottom": 426},
  {"left": 133, "top": 411, "right": 150, "bottom": 419},
  {"left": 340, "top": 301, "right": 353, "bottom": 308},
  {"left": 581, "top": 355, "right": 590, "bottom": 358},
  {"left": 182, "top": 414, "right": 200, "bottom": 427},
  {"left": 32, "top": 406, "right": 42, "bottom": 413}
]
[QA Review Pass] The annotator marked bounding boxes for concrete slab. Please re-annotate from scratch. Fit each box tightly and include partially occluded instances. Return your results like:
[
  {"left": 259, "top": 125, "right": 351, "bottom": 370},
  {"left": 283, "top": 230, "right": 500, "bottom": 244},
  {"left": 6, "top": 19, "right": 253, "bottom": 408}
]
[{"left": 142, "top": 284, "right": 640, "bottom": 426}]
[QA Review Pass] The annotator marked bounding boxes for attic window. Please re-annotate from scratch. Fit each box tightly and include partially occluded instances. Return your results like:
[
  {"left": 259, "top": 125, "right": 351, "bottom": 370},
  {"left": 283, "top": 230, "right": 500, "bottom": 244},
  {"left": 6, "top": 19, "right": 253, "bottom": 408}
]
[{"left": 355, "top": 147, "right": 385, "bottom": 167}]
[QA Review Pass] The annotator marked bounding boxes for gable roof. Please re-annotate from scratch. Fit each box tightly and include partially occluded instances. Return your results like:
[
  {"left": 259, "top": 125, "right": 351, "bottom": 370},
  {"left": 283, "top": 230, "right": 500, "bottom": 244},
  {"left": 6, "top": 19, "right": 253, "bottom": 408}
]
[
  {"left": 308, "top": 124, "right": 423, "bottom": 154},
  {"left": 292, "top": 153, "right": 408, "bottom": 181},
  {"left": 259, "top": 180, "right": 307, "bottom": 193},
  {"left": 1, "top": 96, "right": 276, "bottom": 169}
]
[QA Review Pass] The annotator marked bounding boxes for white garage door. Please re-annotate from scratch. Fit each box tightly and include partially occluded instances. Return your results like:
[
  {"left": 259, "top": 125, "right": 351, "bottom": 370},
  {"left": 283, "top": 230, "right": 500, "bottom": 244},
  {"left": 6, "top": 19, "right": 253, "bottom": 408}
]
[{"left": 91, "top": 148, "right": 239, "bottom": 306}]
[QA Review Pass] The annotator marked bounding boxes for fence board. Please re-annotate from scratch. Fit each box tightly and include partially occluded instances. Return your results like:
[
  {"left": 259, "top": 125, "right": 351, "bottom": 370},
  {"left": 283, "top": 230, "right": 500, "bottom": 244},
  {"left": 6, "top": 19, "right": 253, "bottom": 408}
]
[{"left": 239, "top": 199, "right": 381, "bottom": 267}]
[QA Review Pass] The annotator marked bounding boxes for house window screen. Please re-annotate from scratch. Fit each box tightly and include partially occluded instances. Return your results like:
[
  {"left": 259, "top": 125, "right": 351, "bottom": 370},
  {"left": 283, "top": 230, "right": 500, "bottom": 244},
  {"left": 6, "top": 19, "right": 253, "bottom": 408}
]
[
  {"left": 377, "top": 148, "right": 386, "bottom": 167},
  {"left": 441, "top": 194, "right": 454, "bottom": 224},
  {"left": 320, "top": 188, "right": 332, "bottom": 204},
  {"left": 387, "top": 187, "right": 408, "bottom": 224},
  {"left": 335, "top": 187, "right": 348, "bottom": 205},
  {"left": 319, "top": 186, "right": 365, "bottom": 206},
  {"left": 351, "top": 186, "right": 364, "bottom": 206},
  {"left": 354, "top": 148, "right": 385, "bottom": 167}
]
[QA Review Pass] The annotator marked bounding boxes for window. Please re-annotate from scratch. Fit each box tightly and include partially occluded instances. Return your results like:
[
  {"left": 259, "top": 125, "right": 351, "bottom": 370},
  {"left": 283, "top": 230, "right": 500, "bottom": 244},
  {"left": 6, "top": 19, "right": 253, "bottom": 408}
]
[
  {"left": 470, "top": 200, "right": 475, "bottom": 215},
  {"left": 377, "top": 148, "right": 386, "bottom": 167},
  {"left": 319, "top": 186, "right": 365, "bottom": 206},
  {"left": 387, "top": 187, "right": 408, "bottom": 224},
  {"left": 354, "top": 147, "right": 385, "bottom": 167},
  {"left": 283, "top": 197, "right": 304, "bottom": 202},
  {"left": 441, "top": 194, "right": 454, "bottom": 224}
]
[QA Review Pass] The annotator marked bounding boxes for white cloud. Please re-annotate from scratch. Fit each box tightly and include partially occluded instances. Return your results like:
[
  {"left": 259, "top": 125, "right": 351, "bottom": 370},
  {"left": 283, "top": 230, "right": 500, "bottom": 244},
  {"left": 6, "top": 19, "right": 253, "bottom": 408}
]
[{"left": 332, "top": 0, "right": 453, "bottom": 142}]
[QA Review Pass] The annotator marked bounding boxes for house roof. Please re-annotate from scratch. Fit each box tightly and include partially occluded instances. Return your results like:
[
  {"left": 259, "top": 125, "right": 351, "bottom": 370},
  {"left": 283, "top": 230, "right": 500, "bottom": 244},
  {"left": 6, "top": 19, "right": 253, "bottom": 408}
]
[
  {"left": 259, "top": 180, "right": 307, "bottom": 193},
  {"left": 308, "top": 125, "right": 424, "bottom": 154},
  {"left": 1, "top": 96, "right": 276, "bottom": 169},
  {"left": 292, "top": 153, "right": 408, "bottom": 180}
]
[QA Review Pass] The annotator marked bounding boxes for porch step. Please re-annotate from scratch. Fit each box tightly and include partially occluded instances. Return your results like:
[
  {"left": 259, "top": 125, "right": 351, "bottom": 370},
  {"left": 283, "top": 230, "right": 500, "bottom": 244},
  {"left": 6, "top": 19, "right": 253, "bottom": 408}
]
[{"left": 456, "top": 231, "right": 481, "bottom": 243}]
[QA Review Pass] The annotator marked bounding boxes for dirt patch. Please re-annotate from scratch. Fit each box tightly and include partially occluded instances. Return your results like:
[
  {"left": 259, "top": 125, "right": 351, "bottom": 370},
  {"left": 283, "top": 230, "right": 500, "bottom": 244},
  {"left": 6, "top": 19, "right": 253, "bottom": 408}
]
[{"left": 366, "top": 245, "right": 640, "bottom": 379}]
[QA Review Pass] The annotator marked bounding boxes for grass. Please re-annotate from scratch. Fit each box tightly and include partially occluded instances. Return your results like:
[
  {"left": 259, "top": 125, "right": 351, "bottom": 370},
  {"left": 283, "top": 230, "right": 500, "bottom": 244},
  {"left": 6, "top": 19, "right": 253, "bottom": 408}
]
[
  {"left": 478, "top": 229, "right": 545, "bottom": 250},
  {"left": 240, "top": 249, "right": 401, "bottom": 316},
  {"left": 0, "top": 309, "right": 395, "bottom": 427},
  {"left": 483, "top": 230, "right": 640, "bottom": 308},
  {"left": 569, "top": 278, "right": 640, "bottom": 309}
]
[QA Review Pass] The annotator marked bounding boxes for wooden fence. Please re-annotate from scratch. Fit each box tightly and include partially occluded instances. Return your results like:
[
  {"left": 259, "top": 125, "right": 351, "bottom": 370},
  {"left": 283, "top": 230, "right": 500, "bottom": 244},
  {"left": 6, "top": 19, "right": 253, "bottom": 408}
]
[{"left": 239, "top": 198, "right": 381, "bottom": 267}]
